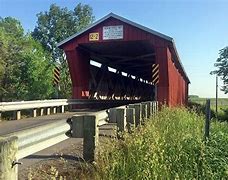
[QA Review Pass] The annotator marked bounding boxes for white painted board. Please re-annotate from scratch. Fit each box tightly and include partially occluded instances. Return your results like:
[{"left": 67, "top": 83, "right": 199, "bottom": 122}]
[{"left": 103, "top": 25, "right": 123, "bottom": 40}]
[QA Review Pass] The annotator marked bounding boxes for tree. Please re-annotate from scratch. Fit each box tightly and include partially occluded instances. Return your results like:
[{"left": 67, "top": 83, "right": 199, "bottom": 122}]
[
  {"left": 0, "top": 17, "right": 54, "bottom": 101},
  {"left": 32, "top": 3, "right": 94, "bottom": 98},
  {"left": 0, "top": 17, "right": 24, "bottom": 38},
  {"left": 211, "top": 47, "right": 228, "bottom": 94},
  {"left": 18, "top": 36, "right": 55, "bottom": 100},
  {"left": 0, "top": 17, "right": 24, "bottom": 84}
]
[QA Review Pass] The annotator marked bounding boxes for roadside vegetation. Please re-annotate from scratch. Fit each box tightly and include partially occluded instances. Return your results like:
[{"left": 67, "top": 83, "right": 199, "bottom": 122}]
[
  {"left": 189, "top": 96, "right": 228, "bottom": 121},
  {"left": 25, "top": 107, "right": 228, "bottom": 179},
  {"left": 93, "top": 107, "right": 228, "bottom": 179}
]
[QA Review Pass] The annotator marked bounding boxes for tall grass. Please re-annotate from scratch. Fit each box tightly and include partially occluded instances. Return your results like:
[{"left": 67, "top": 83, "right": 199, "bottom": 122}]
[{"left": 94, "top": 108, "right": 228, "bottom": 179}]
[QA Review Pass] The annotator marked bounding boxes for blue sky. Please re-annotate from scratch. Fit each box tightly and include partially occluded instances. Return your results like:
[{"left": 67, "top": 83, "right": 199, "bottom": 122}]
[{"left": 0, "top": 0, "right": 228, "bottom": 98}]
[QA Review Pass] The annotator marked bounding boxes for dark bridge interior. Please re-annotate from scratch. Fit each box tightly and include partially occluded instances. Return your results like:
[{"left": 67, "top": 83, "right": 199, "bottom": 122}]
[
  {"left": 76, "top": 40, "right": 155, "bottom": 100},
  {"left": 78, "top": 40, "right": 156, "bottom": 82}
]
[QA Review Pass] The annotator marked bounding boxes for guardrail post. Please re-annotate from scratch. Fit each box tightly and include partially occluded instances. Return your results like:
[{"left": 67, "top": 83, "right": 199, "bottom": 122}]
[
  {"left": 109, "top": 108, "right": 117, "bottom": 123},
  {"left": 40, "top": 108, "right": 44, "bottom": 116},
  {"left": 83, "top": 115, "right": 98, "bottom": 162},
  {"left": 46, "top": 107, "right": 51, "bottom": 115},
  {"left": 15, "top": 111, "right": 21, "bottom": 120},
  {"left": 32, "top": 109, "right": 37, "bottom": 117},
  {"left": 72, "top": 116, "right": 84, "bottom": 138},
  {"left": 0, "top": 136, "right": 18, "bottom": 180},
  {"left": 146, "top": 102, "right": 151, "bottom": 118},
  {"left": 116, "top": 108, "right": 126, "bottom": 133},
  {"left": 141, "top": 103, "right": 147, "bottom": 123},
  {"left": 155, "top": 101, "right": 158, "bottom": 113},
  {"left": 72, "top": 115, "right": 98, "bottom": 162},
  {"left": 152, "top": 101, "right": 156, "bottom": 115},
  {"left": 126, "top": 108, "right": 135, "bottom": 132},
  {"left": 128, "top": 104, "right": 142, "bottom": 126},
  {"left": 60, "top": 105, "right": 65, "bottom": 113},
  {"left": 0, "top": 112, "right": 2, "bottom": 121},
  {"left": 151, "top": 101, "right": 154, "bottom": 115},
  {"left": 53, "top": 107, "right": 56, "bottom": 114}
]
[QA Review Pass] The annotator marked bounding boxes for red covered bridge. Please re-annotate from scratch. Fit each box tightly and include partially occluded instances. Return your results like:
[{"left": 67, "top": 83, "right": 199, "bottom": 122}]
[{"left": 57, "top": 13, "right": 190, "bottom": 106}]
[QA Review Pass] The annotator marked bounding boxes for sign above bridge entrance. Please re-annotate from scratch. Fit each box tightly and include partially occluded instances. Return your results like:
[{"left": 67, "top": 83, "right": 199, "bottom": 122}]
[{"left": 103, "top": 25, "right": 123, "bottom": 40}]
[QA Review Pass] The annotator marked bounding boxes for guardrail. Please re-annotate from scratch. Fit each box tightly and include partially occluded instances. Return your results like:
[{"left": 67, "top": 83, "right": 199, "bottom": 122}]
[
  {"left": 0, "top": 99, "right": 142, "bottom": 120},
  {"left": 0, "top": 101, "right": 158, "bottom": 180}
]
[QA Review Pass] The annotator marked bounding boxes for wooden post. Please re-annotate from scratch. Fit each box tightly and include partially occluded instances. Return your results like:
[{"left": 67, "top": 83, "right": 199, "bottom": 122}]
[
  {"left": 32, "top": 109, "right": 37, "bottom": 117},
  {"left": 109, "top": 108, "right": 117, "bottom": 123},
  {"left": 141, "top": 103, "right": 147, "bottom": 122},
  {"left": 83, "top": 115, "right": 98, "bottom": 162},
  {"left": 155, "top": 101, "right": 158, "bottom": 113},
  {"left": 40, "top": 108, "right": 44, "bottom": 116},
  {"left": 126, "top": 108, "right": 135, "bottom": 132},
  {"left": 46, "top": 108, "right": 51, "bottom": 115},
  {"left": 128, "top": 104, "right": 142, "bottom": 126},
  {"left": 68, "top": 104, "right": 72, "bottom": 112},
  {"left": 151, "top": 102, "right": 154, "bottom": 115},
  {"left": 116, "top": 108, "right": 126, "bottom": 133},
  {"left": 15, "top": 111, "right": 21, "bottom": 120},
  {"left": 72, "top": 116, "right": 84, "bottom": 138},
  {"left": 61, "top": 105, "right": 65, "bottom": 113},
  {"left": 0, "top": 136, "right": 18, "bottom": 180},
  {"left": 53, "top": 107, "right": 56, "bottom": 114},
  {"left": 146, "top": 102, "right": 151, "bottom": 118},
  {"left": 72, "top": 115, "right": 98, "bottom": 162},
  {"left": 215, "top": 76, "right": 218, "bottom": 116},
  {"left": 205, "top": 99, "right": 211, "bottom": 140},
  {"left": 153, "top": 101, "right": 157, "bottom": 114}
]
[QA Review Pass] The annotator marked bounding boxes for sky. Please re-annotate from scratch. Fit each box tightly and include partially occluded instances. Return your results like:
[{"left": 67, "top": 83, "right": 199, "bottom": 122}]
[{"left": 0, "top": 0, "right": 228, "bottom": 98}]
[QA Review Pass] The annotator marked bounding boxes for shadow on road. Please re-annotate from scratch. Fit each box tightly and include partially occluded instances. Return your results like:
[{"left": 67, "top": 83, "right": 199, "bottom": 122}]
[{"left": 24, "top": 154, "right": 84, "bottom": 162}]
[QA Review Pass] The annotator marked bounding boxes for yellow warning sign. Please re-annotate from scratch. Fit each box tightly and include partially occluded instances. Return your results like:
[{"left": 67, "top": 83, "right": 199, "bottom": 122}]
[
  {"left": 53, "top": 66, "right": 60, "bottom": 85},
  {"left": 89, "top": 32, "right": 99, "bottom": 41},
  {"left": 152, "top": 64, "right": 159, "bottom": 85}
]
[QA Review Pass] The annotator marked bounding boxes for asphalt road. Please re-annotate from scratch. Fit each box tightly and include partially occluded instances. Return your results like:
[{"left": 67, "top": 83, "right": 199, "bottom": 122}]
[
  {"left": 0, "top": 112, "right": 77, "bottom": 136},
  {"left": 0, "top": 112, "right": 117, "bottom": 178},
  {"left": 18, "top": 138, "right": 84, "bottom": 171}
]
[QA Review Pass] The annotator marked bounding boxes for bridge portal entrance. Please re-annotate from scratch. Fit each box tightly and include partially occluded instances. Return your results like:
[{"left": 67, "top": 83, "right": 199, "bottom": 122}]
[{"left": 58, "top": 13, "right": 190, "bottom": 106}]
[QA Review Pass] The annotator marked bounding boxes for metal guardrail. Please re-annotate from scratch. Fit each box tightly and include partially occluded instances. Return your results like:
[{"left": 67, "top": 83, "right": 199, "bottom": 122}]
[
  {"left": 0, "top": 101, "right": 158, "bottom": 180},
  {"left": 0, "top": 99, "right": 142, "bottom": 120},
  {"left": 6, "top": 120, "right": 71, "bottom": 160},
  {"left": 0, "top": 99, "right": 69, "bottom": 112},
  {"left": 3, "top": 109, "right": 109, "bottom": 160},
  {"left": 0, "top": 99, "right": 142, "bottom": 112}
]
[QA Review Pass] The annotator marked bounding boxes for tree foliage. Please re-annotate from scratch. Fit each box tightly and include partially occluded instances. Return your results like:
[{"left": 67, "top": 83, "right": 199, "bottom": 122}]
[
  {"left": 32, "top": 3, "right": 94, "bottom": 98},
  {"left": 0, "top": 17, "right": 54, "bottom": 101},
  {"left": 211, "top": 47, "right": 228, "bottom": 94}
]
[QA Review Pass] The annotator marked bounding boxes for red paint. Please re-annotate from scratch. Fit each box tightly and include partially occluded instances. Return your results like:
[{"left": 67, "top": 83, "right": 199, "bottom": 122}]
[
  {"left": 59, "top": 16, "right": 189, "bottom": 106},
  {"left": 65, "top": 49, "right": 90, "bottom": 99}
]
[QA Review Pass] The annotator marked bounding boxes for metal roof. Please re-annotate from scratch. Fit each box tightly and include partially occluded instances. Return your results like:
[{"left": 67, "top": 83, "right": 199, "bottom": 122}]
[{"left": 57, "top": 12, "right": 190, "bottom": 83}]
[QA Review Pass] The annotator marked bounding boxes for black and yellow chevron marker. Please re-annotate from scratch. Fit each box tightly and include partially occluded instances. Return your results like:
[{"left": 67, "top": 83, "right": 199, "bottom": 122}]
[
  {"left": 53, "top": 66, "right": 60, "bottom": 85},
  {"left": 152, "top": 64, "right": 159, "bottom": 85}
]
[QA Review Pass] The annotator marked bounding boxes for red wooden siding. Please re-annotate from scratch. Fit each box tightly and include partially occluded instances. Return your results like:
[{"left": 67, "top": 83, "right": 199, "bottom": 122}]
[{"left": 59, "top": 15, "right": 189, "bottom": 106}]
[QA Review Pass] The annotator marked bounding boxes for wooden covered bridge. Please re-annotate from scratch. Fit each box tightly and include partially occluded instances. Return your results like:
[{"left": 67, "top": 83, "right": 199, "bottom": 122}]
[{"left": 57, "top": 13, "right": 190, "bottom": 106}]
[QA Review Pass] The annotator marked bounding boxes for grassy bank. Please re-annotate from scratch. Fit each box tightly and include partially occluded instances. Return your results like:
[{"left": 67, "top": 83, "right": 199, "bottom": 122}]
[
  {"left": 94, "top": 108, "right": 228, "bottom": 179},
  {"left": 189, "top": 97, "right": 228, "bottom": 121},
  {"left": 189, "top": 97, "right": 228, "bottom": 106}
]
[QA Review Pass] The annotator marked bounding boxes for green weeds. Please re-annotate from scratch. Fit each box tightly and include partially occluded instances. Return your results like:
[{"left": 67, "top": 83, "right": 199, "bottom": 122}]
[{"left": 94, "top": 108, "right": 228, "bottom": 179}]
